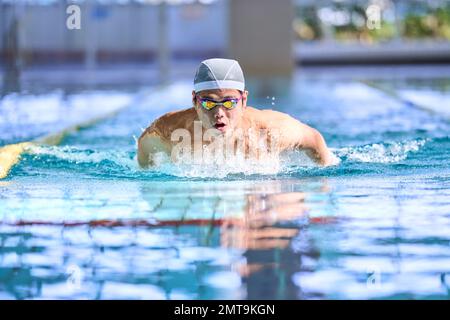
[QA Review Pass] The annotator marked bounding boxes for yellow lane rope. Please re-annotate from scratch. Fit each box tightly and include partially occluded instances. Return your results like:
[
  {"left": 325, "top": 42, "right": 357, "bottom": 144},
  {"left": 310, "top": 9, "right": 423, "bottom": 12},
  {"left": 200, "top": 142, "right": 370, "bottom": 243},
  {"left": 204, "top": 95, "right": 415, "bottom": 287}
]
[{"left": 0, "top": 142, "right": 32, "bottom": 179}]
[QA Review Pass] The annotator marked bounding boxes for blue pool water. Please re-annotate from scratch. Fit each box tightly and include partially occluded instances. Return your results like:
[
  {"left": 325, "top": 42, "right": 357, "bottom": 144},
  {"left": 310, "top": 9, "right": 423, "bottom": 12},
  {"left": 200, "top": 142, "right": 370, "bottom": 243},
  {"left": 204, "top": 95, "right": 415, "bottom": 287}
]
[{"left": 0, "top": 75, "right": 449, "bottom": 299}]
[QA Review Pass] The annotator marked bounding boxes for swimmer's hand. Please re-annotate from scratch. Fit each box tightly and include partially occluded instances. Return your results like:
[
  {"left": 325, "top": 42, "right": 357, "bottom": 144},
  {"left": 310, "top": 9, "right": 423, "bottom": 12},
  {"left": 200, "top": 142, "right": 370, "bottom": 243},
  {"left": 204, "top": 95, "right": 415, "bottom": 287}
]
[
  {"left": 279, "top": 117, "right": 335, "bottom": 167},
  {"left": 297, "top": 124, "right": 335, "bottom": 166}
]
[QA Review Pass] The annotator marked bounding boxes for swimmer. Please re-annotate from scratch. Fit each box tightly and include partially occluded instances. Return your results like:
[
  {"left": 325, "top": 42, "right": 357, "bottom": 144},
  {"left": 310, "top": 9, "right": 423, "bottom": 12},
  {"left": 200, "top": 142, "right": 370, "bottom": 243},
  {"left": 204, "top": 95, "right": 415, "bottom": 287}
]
[{"left": 138, "top": 58, "right": 335, "bottom": 167}]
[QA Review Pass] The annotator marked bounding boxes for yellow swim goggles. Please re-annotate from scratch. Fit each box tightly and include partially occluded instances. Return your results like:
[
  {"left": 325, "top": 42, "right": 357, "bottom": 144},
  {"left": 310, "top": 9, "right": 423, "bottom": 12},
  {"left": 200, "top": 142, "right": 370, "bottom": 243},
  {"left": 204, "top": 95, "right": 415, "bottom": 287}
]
[{"left": 196, "top": 94, "right": 242, "bottom": 111}]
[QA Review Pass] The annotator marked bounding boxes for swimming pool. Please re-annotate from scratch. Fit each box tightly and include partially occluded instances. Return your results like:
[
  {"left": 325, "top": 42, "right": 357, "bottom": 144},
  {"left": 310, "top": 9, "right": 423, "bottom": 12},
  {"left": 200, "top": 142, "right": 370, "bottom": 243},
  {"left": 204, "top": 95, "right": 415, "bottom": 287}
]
[{"left": 0, "top": 71, "right": 449, "bottom": 299}]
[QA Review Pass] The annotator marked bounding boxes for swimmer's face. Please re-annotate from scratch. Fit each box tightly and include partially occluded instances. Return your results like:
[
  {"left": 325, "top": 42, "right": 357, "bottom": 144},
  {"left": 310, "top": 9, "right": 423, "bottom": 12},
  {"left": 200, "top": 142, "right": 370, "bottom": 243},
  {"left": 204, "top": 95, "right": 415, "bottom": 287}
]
[{"left": 192, "top": 89, "right": 248, "bottom": 134}]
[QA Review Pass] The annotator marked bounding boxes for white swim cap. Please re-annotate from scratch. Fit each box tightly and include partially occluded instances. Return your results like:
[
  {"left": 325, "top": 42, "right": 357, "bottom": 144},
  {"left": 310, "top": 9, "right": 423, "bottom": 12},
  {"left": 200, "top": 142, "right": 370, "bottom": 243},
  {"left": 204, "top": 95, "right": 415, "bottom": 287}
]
[{"left": 194, "top": 58, "right": 245, "bottom": 93}]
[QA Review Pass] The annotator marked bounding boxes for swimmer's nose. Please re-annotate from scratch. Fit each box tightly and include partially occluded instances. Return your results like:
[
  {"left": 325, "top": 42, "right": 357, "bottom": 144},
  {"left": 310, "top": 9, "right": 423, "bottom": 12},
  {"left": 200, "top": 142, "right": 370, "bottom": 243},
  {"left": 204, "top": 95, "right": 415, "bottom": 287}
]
[{"left": 213, "top": 106, "right": 226, "bottom": 119}]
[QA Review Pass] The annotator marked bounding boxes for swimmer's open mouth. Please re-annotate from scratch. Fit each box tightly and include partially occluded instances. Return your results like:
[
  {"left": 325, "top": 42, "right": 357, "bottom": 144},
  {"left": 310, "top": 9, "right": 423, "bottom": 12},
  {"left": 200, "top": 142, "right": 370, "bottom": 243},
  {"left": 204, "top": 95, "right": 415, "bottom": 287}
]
[{"left": 214, "top": 123, "right": 226, "bottom": 131}]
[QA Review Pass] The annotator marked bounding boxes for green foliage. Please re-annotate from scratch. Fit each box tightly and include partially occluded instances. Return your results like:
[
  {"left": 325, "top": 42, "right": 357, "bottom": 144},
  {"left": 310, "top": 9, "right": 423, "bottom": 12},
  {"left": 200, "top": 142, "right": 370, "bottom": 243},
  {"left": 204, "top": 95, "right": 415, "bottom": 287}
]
[{"left": 294, "top": 2, "right": 450, "bottom": 42}]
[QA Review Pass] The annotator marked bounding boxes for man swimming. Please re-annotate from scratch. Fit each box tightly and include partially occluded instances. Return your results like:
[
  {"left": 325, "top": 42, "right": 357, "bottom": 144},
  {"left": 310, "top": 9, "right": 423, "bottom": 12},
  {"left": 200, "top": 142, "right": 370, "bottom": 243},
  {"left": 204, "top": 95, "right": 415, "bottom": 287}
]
[{"left": 138, "top": 58, "right": 334, "bottom": 167}]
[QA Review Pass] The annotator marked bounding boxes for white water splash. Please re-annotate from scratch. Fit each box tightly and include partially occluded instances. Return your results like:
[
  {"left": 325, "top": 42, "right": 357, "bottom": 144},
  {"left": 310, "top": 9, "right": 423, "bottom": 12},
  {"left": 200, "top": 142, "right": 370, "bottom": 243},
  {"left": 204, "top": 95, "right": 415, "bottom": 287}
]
[
  {"left": 24, "top": 139, "right": 427, "bottom": 178},
  {"left": 149, "top": 149, "right": 339, "bottom": 178},
  {"left": 334, "top": 139, "right": 427, "bottom": 163},
  {"left": 149, "top": 151, "right": 284, "bottom": 178},
  {"left": 27, "top": 145, "right": 138, "bottom": 170}
]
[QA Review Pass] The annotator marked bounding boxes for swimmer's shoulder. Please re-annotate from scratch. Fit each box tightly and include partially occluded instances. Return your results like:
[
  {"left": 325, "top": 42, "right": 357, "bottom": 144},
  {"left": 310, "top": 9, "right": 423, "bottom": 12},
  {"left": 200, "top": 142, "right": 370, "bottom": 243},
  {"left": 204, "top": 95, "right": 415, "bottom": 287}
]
[
  {"left": 138, "top": 107, "right": 196, "bottom": 167},
  {"left": 244, "top": 106, "right": 300, "bottom": 129},
  {"left": 141, "top": 107, "right": 197, "bottom": 141}
]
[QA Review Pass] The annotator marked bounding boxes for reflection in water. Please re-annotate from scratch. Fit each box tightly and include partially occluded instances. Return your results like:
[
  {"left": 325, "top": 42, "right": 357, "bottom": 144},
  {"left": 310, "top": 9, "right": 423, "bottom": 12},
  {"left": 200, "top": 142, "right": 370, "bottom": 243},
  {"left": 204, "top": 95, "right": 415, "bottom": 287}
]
[
  {"left": 0, "top": 178, "right": 335, "bottom": 299},
  {"left": 221, "top": 191, "right": 309, "bottom": 299},
  {"left": 10, "top": 174, "right": 448, "bottom": 300},
  {"left": 138, "top": 179, "right": 333, "bottom": 299}
]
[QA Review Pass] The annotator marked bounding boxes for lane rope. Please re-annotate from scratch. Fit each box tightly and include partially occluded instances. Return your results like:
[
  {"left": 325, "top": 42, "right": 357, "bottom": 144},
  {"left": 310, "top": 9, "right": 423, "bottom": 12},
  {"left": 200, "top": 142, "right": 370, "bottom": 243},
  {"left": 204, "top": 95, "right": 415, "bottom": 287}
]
[
  {"left": 0, "top": 89, "right": 151, "bottom": 179},
  {"left": 362, "top": 80, "right": 450, "bottom": 121}
]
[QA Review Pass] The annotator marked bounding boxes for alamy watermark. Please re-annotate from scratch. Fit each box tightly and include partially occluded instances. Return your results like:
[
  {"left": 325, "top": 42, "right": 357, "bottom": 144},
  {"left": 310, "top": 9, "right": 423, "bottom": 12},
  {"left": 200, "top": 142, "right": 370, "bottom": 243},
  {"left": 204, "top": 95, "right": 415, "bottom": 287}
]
[
  {"left": 168, "top": 121, "right": 282, "bottom": 165},
  {"left": 66, "top": 264, "right": 84, "bottom": 291},
  {"left": 366, "top": 4, "right": 382, "bottom": 30},
  {"left": 66, "top": 4, "right": 81, "bottom": 30},
  {"left": 366, "top": 266, "right": 382, "bottom": 289}
]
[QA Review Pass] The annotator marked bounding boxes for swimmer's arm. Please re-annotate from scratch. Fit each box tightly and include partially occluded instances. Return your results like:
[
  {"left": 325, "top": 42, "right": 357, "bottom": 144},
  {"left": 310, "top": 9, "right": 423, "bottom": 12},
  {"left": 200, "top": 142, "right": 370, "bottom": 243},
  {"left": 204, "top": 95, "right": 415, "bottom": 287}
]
[
  {"left": 137, "top": 129, "right": 170, "bottom": 168},
  {"left": 296, "top": 122, "right": 334, "bottom": 166}
]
